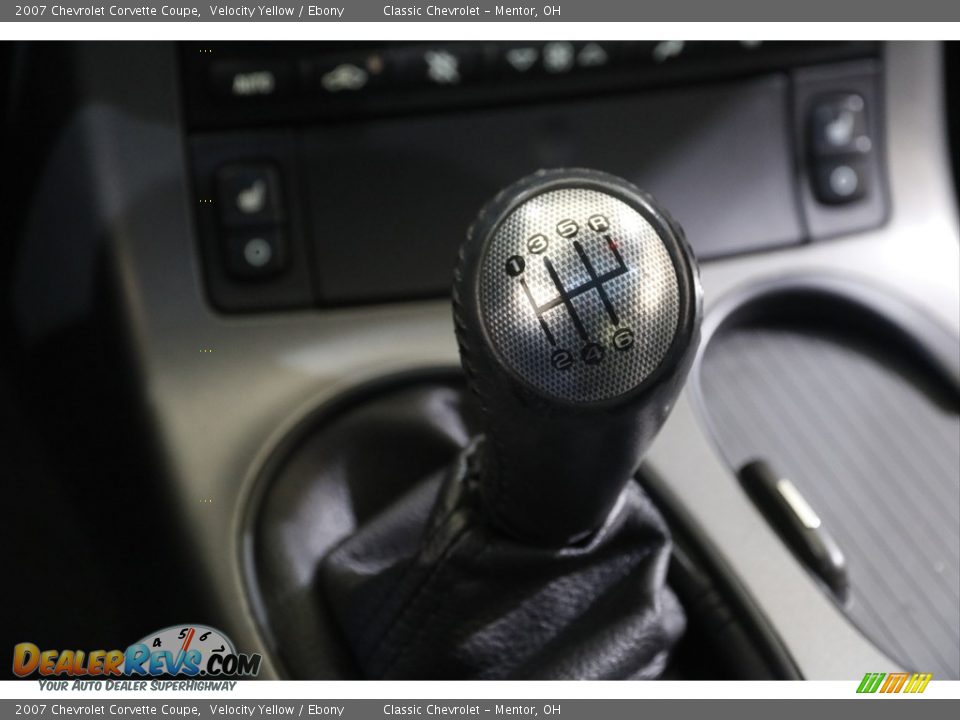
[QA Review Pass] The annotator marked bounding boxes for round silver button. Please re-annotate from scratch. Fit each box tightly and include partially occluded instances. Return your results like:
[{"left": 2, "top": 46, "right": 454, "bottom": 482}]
[
  {"left": 243, "top": 237, "right": 273, "bottom": 268},
  {"left": 829, "top": 165, "right": 859, "bottom": 198}
]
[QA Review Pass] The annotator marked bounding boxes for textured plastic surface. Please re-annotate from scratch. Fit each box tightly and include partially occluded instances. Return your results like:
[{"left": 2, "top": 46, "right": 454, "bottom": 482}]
[
  {"left": 299, "top": 75, "right": 800, "bottom": 303},
  {"left": 700, "top": 320, "right": 960, "bottom": 679},
  {"left": 479, "top": 187, "right": 680, "bottom": 403}
]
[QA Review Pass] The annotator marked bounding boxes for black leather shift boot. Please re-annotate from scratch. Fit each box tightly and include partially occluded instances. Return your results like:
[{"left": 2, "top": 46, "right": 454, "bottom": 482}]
[{"left": 320, "top": 442, "right": 686, "bottom": 679}]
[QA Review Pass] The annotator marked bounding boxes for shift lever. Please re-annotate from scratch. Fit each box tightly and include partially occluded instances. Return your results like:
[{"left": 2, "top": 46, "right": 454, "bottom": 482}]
[
  {"left": 320, "top": 169, "right": 696, "bottom": 678},
  {"left": 454, "top": 168, "right": 702, "bottom": 545}
]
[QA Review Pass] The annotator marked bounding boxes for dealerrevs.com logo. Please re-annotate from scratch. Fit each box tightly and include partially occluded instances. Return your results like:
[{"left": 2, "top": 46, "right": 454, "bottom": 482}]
[{"left": 13, "top": 625, "right": 262, "bottom": 679}]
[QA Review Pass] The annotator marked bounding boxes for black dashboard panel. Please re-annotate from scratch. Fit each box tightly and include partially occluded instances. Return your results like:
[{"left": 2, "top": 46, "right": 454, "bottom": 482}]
[
  {"left": 180, "top": 41, "right": 878, "bottom": 129},
  {"left": 296, "top": 78, "right": 799, "bottom": 303},
  {"left": 182, "top": 41, "right": 887, "bottom": 312}
]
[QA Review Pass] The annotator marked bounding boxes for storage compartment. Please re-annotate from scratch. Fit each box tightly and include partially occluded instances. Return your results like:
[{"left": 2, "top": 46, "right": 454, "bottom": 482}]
[{"left": 696, "top": 277, "right": 960, "bottom": 678}]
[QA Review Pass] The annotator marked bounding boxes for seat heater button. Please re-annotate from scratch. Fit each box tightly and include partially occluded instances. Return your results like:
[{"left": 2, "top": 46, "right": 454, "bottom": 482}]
[
  {"left": 809, "top": 93, "right": 871, "bottom": 156},
  {"left": 216, "top": 163, "right": 285, "bottom": 227}
]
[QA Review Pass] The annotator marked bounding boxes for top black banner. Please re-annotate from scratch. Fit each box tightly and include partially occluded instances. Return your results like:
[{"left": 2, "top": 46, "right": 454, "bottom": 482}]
[{"left": 5, "top": 0, "right": 960, "bottom": 22}]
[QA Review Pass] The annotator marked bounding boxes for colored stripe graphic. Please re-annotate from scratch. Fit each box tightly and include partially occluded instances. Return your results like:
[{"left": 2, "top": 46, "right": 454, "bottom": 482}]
[
  {"left": 904, "top": 673, "right": 933, "bottom": 694},
  {"left": 857, "top": 673, "right": 885, "bottom": 693},
  {"left": 857, "top": 671, "right": 932, "bottom": 694}
]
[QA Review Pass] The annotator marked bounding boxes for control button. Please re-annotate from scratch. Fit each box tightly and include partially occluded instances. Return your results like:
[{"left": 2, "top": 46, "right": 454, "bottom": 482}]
[
  {"left": 542, "top": 41, "right": 575, "bottom": 74},
  {"left": 243, "top": 237, "right": 274, "bottom": 268},
  {"left": 216, "top": 164, "right": 284, "bottom": 227},
  {"left": 222, "top": 229, "right": 286, "bottom": 279},
  {"left": 425, "top": 49, "right": 462, "bottom": 85},
  {"left": 320, "top": 63, "right": 369, "bottom": 93},
  {"left": 209, "top": 60, "right": 296, "bottom": 100},
  {"left": 619, "top": 40, "right": 710, "bottom": 65},
  {"left": 651, "top": 40, "right": 687, "bottom": 63},
  {"left": 812, "top": 158, "right": 868, "bottom": 205},
  {"left": 809, "top": 93, "right": 871, "bottom": 156},
  {"left": 575, "top": 42, "right": 611, "bottom": 69},
  {"left": 502, "top": 44, "right": 540, "bottom": 74},
  {"left": 313, "top": 52, "right": 386, "bottom": 94},
  {"left": 387, "top": 46, "right": 482, "bottom": 87}
]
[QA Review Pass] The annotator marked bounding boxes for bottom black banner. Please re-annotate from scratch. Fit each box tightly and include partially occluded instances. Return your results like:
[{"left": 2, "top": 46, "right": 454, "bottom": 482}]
[{"left": 1, "top": 700, "right": 957, "bottom": 720}]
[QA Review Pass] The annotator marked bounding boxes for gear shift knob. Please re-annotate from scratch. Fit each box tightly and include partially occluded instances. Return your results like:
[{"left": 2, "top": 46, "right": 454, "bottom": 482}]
[{"left": 454, "top": 169, "right": 702, "bottom": 545}]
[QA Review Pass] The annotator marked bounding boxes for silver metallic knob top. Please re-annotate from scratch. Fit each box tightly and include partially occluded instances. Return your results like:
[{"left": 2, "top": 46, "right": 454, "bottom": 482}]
[{"left": 478, "top": 186, "right": 682, "bottom": 403}]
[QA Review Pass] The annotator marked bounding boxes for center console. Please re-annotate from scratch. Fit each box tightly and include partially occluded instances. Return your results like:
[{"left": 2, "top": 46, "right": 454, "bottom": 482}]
[{"left": 13, "top": 41, "right": 957, "bottom": 679}]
